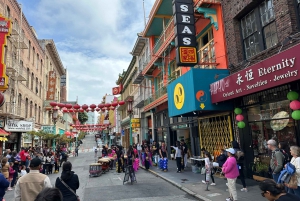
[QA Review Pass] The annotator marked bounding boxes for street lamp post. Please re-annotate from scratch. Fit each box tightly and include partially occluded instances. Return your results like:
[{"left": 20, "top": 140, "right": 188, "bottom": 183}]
[
  {"left": 52, "top": 107, "right": 58, "bottom": 150},
  {"left": 127, "top": 99, "right": 133, "bottom": 146}
]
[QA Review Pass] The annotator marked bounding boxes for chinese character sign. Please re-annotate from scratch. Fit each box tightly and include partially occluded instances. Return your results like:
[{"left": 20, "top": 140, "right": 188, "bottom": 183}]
[
  {"left": 46, "top": 71, "right": 56, "bottom": 100},
  {"left": 0, "top": 16, "right": 11, "bottom": 91}
]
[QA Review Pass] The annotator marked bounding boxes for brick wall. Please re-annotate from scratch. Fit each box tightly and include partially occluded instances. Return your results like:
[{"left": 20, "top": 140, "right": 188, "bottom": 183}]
[{"left": 221, "top": 0, "right": 300, "bottom": 73}]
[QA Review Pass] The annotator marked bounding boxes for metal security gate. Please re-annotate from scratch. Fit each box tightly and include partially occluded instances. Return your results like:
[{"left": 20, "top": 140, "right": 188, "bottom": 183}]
[{"left": 198, "top": 113, "right": 233, "bottom": 159}]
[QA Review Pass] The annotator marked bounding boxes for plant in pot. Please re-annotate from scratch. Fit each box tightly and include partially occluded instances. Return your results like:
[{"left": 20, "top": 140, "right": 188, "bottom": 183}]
[{"left": 253, "top": 157, "right": 269, "bottom": 177}]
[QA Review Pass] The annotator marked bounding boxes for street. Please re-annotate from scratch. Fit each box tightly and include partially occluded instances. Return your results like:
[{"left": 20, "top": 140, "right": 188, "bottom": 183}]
[{"left": 4, "top": 134, "right": 198, "bottom": 201}]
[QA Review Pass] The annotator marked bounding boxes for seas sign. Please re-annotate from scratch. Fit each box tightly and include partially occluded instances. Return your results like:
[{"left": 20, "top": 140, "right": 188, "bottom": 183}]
[
  {"left": 5, "top": 120, "right": 33, "bottom": 132},
  {"left": 172, "top": 0, "right": 198, "bottom": 66},
  {"left": 210, "top": 44, "right": 300, "bottom": 103}
]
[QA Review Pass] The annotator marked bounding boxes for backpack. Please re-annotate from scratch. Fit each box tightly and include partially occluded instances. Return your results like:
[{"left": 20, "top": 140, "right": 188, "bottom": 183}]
[{"left": 279, "top": 149, "right": 289, "bottom": 166}]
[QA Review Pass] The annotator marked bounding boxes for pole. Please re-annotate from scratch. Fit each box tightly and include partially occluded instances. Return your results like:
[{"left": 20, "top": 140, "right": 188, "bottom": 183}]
[
  {"left": 52, "top": 123, "right": 56, "bottom": 150},
  {"left": 129, "top": 113, "right": 132, "bottom": 146}
]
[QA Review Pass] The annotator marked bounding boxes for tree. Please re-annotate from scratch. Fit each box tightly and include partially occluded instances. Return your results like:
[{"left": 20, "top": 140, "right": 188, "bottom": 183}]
[{"left": 78, "top": 112, "right": 88, "bottom": 124}]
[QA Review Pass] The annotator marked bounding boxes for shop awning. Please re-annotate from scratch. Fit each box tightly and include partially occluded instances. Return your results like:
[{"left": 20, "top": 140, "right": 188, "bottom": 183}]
[{"left": 0, "top": 128, "right": 10, "bottom": 136}]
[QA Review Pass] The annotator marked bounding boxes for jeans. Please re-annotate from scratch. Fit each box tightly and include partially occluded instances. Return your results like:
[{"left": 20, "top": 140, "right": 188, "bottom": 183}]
[
  {"left": 272, "top": 173, "right": 280, "bottom": 183},
  {"left": 176, "top": 157, "right": 182, "bottom": 172},
  {"left": 11, "top": 170, "right": 18, "bottom": 187},
  {"left": 238, "top": 164, "right": 247, "bottom": 188},
  {"left": 288, "top": 186, "right": 300, "bottom": 198}
]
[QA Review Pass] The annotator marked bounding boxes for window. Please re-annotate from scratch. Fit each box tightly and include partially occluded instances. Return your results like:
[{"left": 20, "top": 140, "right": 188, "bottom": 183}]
[
  {"left": 34, "top": 104, "right": 37, "bottom": 120},
  {"left": 40, "top": 82, "right": 42, "bottom": 98},
  {"left": 37, "top": 54, "right": 39, "bottom": 70},
  {"left": 26, "top": 68, "right": 29, "bottom": 87},
  {"left": 35, "top": 78, "right": 38, "bottom": 94},
  {"left": 241, "top": 0, "right": 278, "bottom": 59},
  {"left": 170, "top": 62, "right": 181, "bottom": 80},
  {"left": 32, "top": 47, "right": 35, "bottom": 65},
  {"left": 18, "top": 93, "right": 22, "bottom": 107},
  {"left": 6, "top": 6, "right": 10, "bottom": 18},
  {"left": 30, "top": 101, "right": 33, "bottom": 117},
  {"left": 197, "top": 28, "right": 216, "bottom": 69},
  {"left": 25, "top": 98, "right": 28, "bottom": 118},
  {"left": 38, "top": 106, "right": 41, "bottom": 123},
  {"left": 156, "top": 74, "right": 163, "bottom": 90},
  {"left": 28, "top": 41, "right": 31, "bottom": 59},
  {"left": 31, "top": 73, "right": 34, "bottom": 90},
  {"left": 40, "top": 60, "right": 43, "bottom": 75}
]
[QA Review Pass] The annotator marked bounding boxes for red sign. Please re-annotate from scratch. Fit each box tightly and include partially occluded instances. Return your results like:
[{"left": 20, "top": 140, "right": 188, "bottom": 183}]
[
  {"left": 179, "top": 47, "right": 197, "bottom": 64},
  {"left": 0, "top": 17, "right": 11, "bottom": 91},
  {"left": 112, "top": 86, "right": 120, "bottom": 95},
  {"left": 210, "top": 44, "right": 300, "bottom": 103},
  {"left": 46, "top": 71, "right": 57, "bottom": 100}
]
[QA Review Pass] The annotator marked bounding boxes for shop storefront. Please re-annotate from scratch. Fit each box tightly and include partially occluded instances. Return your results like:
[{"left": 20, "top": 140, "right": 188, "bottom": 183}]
[
  {"left": 210, "top": 43, "right": 300, "bottom": 179},
  {"left": 167, "top": 68, "right": 233, "bottom": 157}
]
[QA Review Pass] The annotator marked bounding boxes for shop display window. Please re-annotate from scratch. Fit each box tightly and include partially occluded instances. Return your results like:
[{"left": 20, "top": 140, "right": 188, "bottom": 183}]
[{"left": 248, "top": 100, "right": 296, "bottom": 157}]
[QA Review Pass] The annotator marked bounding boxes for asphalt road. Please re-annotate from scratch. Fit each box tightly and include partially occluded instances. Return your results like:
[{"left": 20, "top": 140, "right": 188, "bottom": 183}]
[{"left": 5, "top": 135, "right": 198, "bottom": 201}]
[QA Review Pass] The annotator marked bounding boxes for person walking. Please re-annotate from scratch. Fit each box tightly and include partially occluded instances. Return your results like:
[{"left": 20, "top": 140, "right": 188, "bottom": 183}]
[
  {"left": 288, "top": 146, "right": 300, "bottom": 197},
  {"left": 267, "top": 139, "right": 285, "bottom": 182},
  {"left": 159, "top": 141, "right": 168, "bottom": 171},
  {"left": 14, "top": 157, "right": 52, "bottom": 201},
  {"left": 75, "top": 146, "right": 79, "bottom": 157},
  {"left": 1, "top": 158, "right": 9, "bottom": 180},
  {"left": 171, "top": 141, "right": 183, "bottom": 173},
  {"left": 259, "top": 179, "right": 300, "bottom": 201},
  {"left": 55, "top": 161, "right": 80, "bottom": 201},
  {"left": 181, "top": 139, "right": 188, "bottom": 168},
  {"left": 137, "top": 143, "right": 142, "bottom": 159},
  {"left": 222, "top": 148, "right": 239, "bottom": 201},
  {"left": 0, "top": 171, "right": 9, "bottom": 201},
  {"left": 232, "top": 140, "right": 247, "bottom": 192},
  {"left": 202, "top": 151, "right": 216, "bottom": 185}
]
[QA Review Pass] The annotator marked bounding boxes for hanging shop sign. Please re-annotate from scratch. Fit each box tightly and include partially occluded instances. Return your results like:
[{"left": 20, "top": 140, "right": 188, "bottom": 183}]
[
  {"left": 172, "top": 0, "right": 198, "bottom": 66},
  {"left": 5, "top": 120, "right": 33, "bottom": 132},
  {"left": 210, "top": 44, "right": 300, "bottom": 103},
  {"left": 41, "top": 125, "right": 55, "bottom": 134},
  {"left": 46, "top": 71, "right": 57, "bottom": 100},
  {"left": 131, "top": 118, "right": 140, "bottom": 128},
  {"left": 112, "top": 86, "right": 121, "bottom": 95},
  {"left": 0, "top": 16, "right": 11, "bottom": 91}
]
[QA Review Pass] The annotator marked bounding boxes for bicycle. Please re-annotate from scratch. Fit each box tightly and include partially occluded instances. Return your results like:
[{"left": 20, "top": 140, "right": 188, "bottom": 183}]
[{"left": 123, "top": 163, "right": 137, "bottom": 185}]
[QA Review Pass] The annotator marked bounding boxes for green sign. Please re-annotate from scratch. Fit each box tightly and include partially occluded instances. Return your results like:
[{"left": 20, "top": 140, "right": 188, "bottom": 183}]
[
  {"left": 41, "top": 125, "right": 55, "bottom": 134},
  {"left": 59, "top": 129, "right": 64, "bottom": 135}
]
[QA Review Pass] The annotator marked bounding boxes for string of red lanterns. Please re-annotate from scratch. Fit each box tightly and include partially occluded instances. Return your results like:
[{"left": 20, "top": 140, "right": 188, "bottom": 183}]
[{"left": 49, "top": 100, "right": 125, "bottom": 113}]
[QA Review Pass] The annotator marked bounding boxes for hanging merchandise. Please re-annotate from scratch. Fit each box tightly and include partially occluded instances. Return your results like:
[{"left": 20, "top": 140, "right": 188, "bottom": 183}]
[
  {"left": 237, "top": 121, "right": 246, "bottom": 128},
  {"left": 292, "top": 110, "right": 300, "bottom": 120},
  {"left": 287, "top": 91, "right": 299, "bottom": 101},
  {"left": 234, "top": 108, "right": 242, "bottom": 115}
]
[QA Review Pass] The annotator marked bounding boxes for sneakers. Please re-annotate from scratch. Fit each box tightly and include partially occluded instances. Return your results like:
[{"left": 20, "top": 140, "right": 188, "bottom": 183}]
[
  {"left": 177, "top": 171, "right": 181, "bottom": 173},
  {"left": 226, "top": 198, "right": 232, "bottom": 201},
  {"left": 210, "top": 183, "right": 216, "bottom": 186},
  {"left": 241, "top": 188, "right": 248, "bottom": 192},
  {"left": 7, "top": 187, "right": 13, "bottom": 191},
  {"left": 202, "top": 180, "right": 206, "bottom": 184}
]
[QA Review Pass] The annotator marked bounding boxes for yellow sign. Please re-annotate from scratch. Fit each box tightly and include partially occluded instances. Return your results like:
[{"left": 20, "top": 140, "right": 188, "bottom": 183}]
[
  {"left": 131, "top": 118, "right": 140, "bottom": 123},
  {"left": 200, "top": 103, "right": 205, "bottom": 109},
  {"left": 174, "top": 83, "right": 185, "bottom": 110}
]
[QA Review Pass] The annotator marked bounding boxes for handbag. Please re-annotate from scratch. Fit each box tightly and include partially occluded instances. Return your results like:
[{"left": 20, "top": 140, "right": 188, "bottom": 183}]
[
  {"left": 288, "top": 174, "right": 298, "bottom": 189},
  {"left": 59, "top": 177, "right": 80, "bottom": 201}
]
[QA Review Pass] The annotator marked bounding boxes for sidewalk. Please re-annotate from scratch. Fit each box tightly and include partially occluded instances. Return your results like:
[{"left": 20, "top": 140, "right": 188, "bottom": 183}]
[{"left": 140, "top": 160, "right": 265, "bottom": 201}]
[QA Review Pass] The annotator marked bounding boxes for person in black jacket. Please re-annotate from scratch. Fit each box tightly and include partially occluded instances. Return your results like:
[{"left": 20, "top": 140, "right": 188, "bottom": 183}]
[
  {"left": 10, "top": 151, "right": 19, "bottom": 188},
  {"left": 216, "top": 149, "right": 227, "bottom": 167},
  {"left": 55, "top": 161, "right": 79, "bottom": 201},
  {"left": 232, "top": 140, "right": 247, "bottom": 192},
  {"left": 0, "top": 172, "right": 9, "bottom": 201},
  {"left": 35, "top": 187, "right": 63, "bottom": 201}
]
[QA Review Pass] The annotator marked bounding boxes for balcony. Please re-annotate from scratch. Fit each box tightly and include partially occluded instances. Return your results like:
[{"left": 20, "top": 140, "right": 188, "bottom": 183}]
[
  {"left": 133, "top": 95, "right": 145, "bottom": 108},
  {"left": 0, "top": 102, "right": 23, "bottom": 118},
  {"left": 196, "top": 39, "right": 218, "bottom": 69},
  {"left": 144, "top": 86, "right": 167, "bottom": 106},
  {"left": 194, "top": 0, "right": 221, "bottom": 7},
  {"left": 142, "top": 17, "right": 175, "bottom": 75},
  {"left": 132, "top": 70, "right": 144, "bottom": 84}
]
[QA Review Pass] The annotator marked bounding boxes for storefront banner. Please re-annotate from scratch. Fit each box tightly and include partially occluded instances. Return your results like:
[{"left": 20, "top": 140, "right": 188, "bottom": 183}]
[
  {"left": 210, "top": 44, "right": 300, "bottom": 103},
  {"left": 167, "top": 68, "right": 232, "bottom": 117},
  {"left": 5, "top": 120, "right": 33, "bottom": 132},
  {"left": 41, "top": 126, "right": 55, "bottom": 134},
  {"left": 59, "top": 129, "right": 65, "bottom": 135}
]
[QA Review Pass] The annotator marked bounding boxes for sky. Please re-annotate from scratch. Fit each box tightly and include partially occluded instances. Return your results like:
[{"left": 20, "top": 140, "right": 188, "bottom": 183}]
[{"left": 18, "top": 0, "right": 155, "bottom": 105}]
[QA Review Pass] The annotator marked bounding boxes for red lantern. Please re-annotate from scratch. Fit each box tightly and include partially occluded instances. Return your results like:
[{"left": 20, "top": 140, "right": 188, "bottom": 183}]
[
  {"left": 118, "top": 100, "right": 125, "bottom": 106},
  {"left": 82, "top": 104, "right": 89, "bottom": 110},
  {"left": 98, "top": 103, "right": 105, "bottom": 108},
  {"left": 90, "top": 104, "right": 97, "bottom": 109},
  {"left": 73, "top": 104, "right": 81, "bottom": 110},
  {"left": 50, "top": 102, "right": 57, "bottom": 107},
  {"left": 110, "top": 107, "right": 115, "bottom": 110},
  {"left": 68, "top": 109, "right": 74, "bottom": 113},
  {"left": 63, "top": 109, "right": 69, "bottom": 113},
  {"left": 86, "top": 109, "right": 90, "bottom": 112},
  {"left": 96, "top": 108, "right": 100, "bottom": 112},
  {"left": 101, "top": 108, "right": 106, "bottom": 112},
  {"left": 236, "top": 114, "right": 244, "bottom": 122},
  {"left": 65, "top": 131, "right": 71, "bottom": 136},
  {"left": 57, "top": 103, "right": 65, "bottom": 108},
  {"left": 104, "top": 103, "right": 111, "bottom": 108},
  {"left": 65, "top": 104, "right": 73, "bottom": 109},
  {"left": 111, "top": 101, "right": 118, "bottom": 107},
  {"left": 290, "top": 100, "right": 300, "bottom": 110},
  {"left": 79, "top": 109, "right": 84, "bottom": 113}
]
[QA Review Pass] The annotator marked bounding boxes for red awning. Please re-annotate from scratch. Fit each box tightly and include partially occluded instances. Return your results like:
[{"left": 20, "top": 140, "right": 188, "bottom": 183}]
[{"left": 0, "top": 129, "right": 9, "bottom": 136}]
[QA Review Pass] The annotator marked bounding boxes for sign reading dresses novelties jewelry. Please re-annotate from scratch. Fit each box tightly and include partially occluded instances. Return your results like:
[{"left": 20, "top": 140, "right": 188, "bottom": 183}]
[
  {"left": 0, "top": 16, "right": 11, "bottom": 91},
  {"left": 5, "top": 120, "right": 33, "bottom": 132},
  {"left": 172, "top": 0, "right": 198, "bottom": 66}
]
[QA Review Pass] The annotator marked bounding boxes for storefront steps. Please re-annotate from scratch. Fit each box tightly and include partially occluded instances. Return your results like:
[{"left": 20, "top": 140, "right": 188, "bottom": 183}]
[{"left": 139, "top": 160, "right": 265, "bottom": 201}]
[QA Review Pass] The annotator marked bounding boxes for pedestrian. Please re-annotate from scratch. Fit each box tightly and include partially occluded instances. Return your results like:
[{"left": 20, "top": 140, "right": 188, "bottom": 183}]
[
  {"left": 14, "top": 157, "right": 52, "bottom": 201},
  {"left": 20, "top": 165, "right": 27, "bottom": 177},
  {"left": 268, "top": 139, "right": 285, "bottom": 182},
  {"left": 222, "top": 148, "right": 239, "bottom": 201},
  {"left": 180, "top": 139, "right": 188, "bottom": 168},
  {"left": 9, "top": 151, "right": 19, "bottom": 188},
  {"left": 259, "top": 179, "right": 300, "bottom": 201},
  {"left": 287, "top": 146, "right": 300, "bottom": 197},
  {"left": 75, "top": 146, "right": 79, "bottom": 157},
  {"left": 7, "top": 162, "right": 15, "bottom": 191},
  {"left": 1, "top": 158, "right": 9, "bottom": 180},
  {"left": 171, "top": 141, "right": 183, "bottom": 173},
  {"left": 232, "top": 140, "right": 247, "bottom": 192},
  {"left": 34, "top": 187, "right": 63, "bottom": 201},
  {"left": 137, "top": 143, "right": 142, "bottom": 159},
  {"left": 55, "top": 161, "right": 80, "bottom": 201},
  {"left": 202, "top": 151, "right": 216, "bottom": 185},
  {"left": 159, "top": 141, "right": 168, "bottom": 171},
  {"left": 0, "top": 171, "right": 9, "bottom": 201},
  {"left": 60, "top": 151, "right": 68, "bottom": 167},
  {"left": 94, "top": 147, "right": 98, "bottom": 158},
  {"left": 54, "top": 153, "right": 59, "bottom": 173}
]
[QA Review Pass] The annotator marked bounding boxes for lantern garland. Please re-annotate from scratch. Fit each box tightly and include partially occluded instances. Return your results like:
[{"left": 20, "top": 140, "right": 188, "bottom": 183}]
[
  {"left": 288, "top": 91, "right": 300, "bottom": 120},
  {"left": 234, "top": 107, "right": 245, "bottom": 129}
]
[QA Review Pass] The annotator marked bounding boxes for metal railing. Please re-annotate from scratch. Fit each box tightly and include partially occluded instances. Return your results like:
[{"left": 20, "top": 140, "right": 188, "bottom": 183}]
[
  {"left": 197, "top": 39, "right": 216, "bottom": 69},
  {"left": 1, "top": 102, "right": 22, "bottom": 116},
  {"left": 144, "top": 86, "right": 167, "bottom": 106},
  {"left": 194, "top": 0, "right": 221, "bottom": 7}
]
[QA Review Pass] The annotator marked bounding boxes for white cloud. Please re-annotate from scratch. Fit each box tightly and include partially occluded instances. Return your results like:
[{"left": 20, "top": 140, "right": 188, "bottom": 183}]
[{"left": 19, "top": 0, "right": 156, "bottom": 105}]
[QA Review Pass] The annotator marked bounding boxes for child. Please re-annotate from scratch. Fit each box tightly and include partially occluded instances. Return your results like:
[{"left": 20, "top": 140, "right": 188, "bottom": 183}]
[
  {"left": 20, "top": 165, "right": 27, "bottom": 177},
  {"left": 8, "top": 162, "right": 15, "bottom": 190},
  {"left": 202, "top": 151, "right": 216, "bottom": 185}
]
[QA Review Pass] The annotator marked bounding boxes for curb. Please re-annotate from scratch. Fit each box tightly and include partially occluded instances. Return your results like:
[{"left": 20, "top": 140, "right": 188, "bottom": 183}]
[{"left": 139, "top": 165, "right": 212, "bottom": 201}]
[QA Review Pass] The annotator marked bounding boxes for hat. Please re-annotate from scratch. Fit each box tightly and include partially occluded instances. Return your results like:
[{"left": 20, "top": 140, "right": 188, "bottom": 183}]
[
  {"left": 29, "top": 158, "right": 42, "bottom": 167},
  {"left": 226, "top": 148, "right": 236, "bottom": 155}
]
